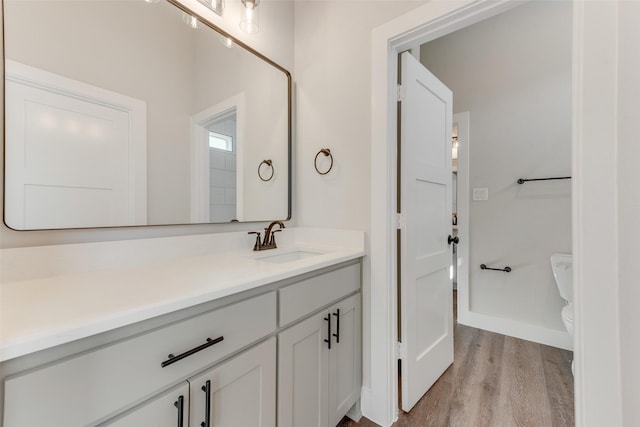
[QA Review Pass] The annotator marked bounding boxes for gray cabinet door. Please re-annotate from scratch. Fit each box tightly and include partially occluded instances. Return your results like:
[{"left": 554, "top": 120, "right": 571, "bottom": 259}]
[
  {"left": 328, "top": 293, "right": 362, "bottom": 426},
  {"left": 278, "top": 311, "right": 330, "bottom": 427},
  {"left": 188, "top": 338, "right": 276, "bottom": 427},
  {"left": 104, "top": 383, "right": 189, "bottom": 427},
  {"left": 278, "top": 292, "right": 361, "bottom": 427}
]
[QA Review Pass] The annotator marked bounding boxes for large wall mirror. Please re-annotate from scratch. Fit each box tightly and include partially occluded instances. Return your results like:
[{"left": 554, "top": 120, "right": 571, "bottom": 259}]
[{"left": 3, "top": 0, "right": 291, "bottom": 230}]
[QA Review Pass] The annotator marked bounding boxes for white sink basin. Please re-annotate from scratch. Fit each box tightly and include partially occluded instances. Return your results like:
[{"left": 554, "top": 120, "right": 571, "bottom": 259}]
[{"left": 255, "top": 250, "right": 323, "bottom": 264}]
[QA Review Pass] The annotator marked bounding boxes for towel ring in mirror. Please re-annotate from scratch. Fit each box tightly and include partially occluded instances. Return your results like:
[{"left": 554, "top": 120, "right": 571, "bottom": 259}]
[
  {"left": 258, "top": 159, "right": 274, "bottom": 181},
  {"left": 314, "top": 148, "right": 333, "bottom": 175}
]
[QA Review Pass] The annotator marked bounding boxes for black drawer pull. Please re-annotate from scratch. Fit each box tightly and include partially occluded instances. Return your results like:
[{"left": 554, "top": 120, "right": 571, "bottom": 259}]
[
  {"left": 332, "top": 309, "right": 340, "bottom": 344},
  {"left": 161, "top": 336, "right": 224, "bottom": 368},
  {"left": 324, "top": 315, "right": 332, "bottom": 350},
  {"left": 201, "top": 380, "right": 211, "bottom": 427},
  {"left": 173, "top": 395, "right": 184, "bottom": 427}
]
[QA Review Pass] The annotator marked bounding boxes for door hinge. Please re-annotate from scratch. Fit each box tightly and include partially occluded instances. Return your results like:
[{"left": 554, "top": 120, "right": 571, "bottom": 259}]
[
  {"left": 396, "top": 341, "right": 407, "bottom": 359},
  {"left": 395, "top": 213, "right": 405, "bottom": 230},
  {"left": 397, "top": 84, "right": 404, "bottom": 102}
]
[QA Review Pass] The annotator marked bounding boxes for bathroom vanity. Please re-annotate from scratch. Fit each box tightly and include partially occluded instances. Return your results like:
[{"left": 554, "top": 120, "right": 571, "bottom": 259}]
[{"left": 0, "top": 229, "right": 364, "bottom": 427}]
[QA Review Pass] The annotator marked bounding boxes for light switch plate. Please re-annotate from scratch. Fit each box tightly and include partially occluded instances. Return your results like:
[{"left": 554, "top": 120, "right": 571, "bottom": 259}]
[{"left": 473, "top": 187, "right": 489, "bottom": 201}]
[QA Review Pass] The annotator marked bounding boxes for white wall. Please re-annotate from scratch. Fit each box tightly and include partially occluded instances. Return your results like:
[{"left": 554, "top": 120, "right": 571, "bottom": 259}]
[
  {"left": 617, "top": 1, "right": 640, "bottom": 425},
  {"left": 0, "top": 0, "right": 295, "bottom": 248},
  {"left": 420, "top": 1, "right": 572, "bottom": 340},
  {"left": 293, "top": 0, "right": 426, "bottom": 403},
  {"left": 294, "top": 0, "right": 425, "bottom": 231}
]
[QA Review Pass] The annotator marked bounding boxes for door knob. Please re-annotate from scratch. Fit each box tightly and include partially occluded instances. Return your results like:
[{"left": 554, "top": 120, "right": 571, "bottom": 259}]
[{"left": 448, "top": 235, "right": 459, "bottom": 245}]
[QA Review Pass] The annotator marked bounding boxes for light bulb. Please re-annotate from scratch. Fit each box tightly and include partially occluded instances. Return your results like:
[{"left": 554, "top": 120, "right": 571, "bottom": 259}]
[
  {"left": 240, "top": 0, "right": 260, "bottom": 34},
  {"left": 452, "top": 137, "right": 458, "bottom": 160},
  {"left": 182, "top": 13, "right": 200, "bottom": 29},
  {"left": 220, "top": 35, "right": 234, "bottom": 48}
]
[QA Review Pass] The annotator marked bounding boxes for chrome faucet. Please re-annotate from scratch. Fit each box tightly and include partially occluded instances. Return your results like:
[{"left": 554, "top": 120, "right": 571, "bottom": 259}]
[{"left": 248, "top": 220, "right": 285, "bottom": 251}]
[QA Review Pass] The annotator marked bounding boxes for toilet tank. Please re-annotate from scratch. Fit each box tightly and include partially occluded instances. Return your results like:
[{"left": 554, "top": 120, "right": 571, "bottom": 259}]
[{"left": 551, "top": 253, "right": 573, "bottom": 302}]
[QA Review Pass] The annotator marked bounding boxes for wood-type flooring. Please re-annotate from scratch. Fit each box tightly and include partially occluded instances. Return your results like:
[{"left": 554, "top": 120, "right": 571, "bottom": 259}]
[{"left": 338, "top": 292, "right": 574, "bottom": 427}]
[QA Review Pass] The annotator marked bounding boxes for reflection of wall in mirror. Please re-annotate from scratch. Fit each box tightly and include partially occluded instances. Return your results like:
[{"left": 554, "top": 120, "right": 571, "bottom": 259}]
[
  {"left": 4, "top": 0, "right": 196, "bottom": 225},
  {"left": 194, "top": 31, "right": 289, "bottom": 221},
  {"left": 4, "top": 0, "right": 289, "bottom": 226}
]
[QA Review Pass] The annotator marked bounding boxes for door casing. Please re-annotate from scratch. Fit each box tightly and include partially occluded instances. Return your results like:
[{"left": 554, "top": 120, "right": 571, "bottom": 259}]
[{"left": 367, "top": 1, "right": 609, "bottom": 426}]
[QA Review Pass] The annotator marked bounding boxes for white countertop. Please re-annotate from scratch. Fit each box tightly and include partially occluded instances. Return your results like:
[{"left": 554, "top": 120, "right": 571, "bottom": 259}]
[{"left": 0, "top": 228, "right": 365, "bottom": 362}]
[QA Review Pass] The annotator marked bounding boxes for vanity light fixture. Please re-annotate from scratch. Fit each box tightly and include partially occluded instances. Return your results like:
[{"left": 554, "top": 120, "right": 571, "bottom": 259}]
[
  {"left": 240, "top": 0, "right": 260, "bottom": 34},
  {"left": 197, "top": 0, "right": 224, "bottom": 16}
]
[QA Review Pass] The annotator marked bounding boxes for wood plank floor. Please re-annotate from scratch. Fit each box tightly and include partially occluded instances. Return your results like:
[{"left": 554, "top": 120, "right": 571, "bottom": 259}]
[{"left": 339, "top": 292, "right": 574, "bottom": 427}]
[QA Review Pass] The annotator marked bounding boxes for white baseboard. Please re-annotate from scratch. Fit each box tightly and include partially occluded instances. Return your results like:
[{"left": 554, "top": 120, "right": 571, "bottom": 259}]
[
  {"left": 360, "top": 386, "right": 398, "bottom": 427},
  {"left": 460, "top": 311, "right": 573, "bottom": 351},
  {"left": 346, "top": 399, "right": 363, "bottom": 422}
]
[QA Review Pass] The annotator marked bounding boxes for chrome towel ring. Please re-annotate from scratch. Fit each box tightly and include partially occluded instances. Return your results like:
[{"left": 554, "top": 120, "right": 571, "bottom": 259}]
[
  {"left": 258, "top": 159, "right": 274, "bottom": 181},
  {"left": 314, "top": 148, "right": 333, "bottom": 175}
]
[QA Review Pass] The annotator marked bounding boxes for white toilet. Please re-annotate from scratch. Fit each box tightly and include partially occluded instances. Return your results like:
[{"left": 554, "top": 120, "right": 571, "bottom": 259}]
[
  {"left": 551, "top": 253, "right": 574, "bottom": 373},
  {"left": 551, "top": 253, "right": 573, "bottom": 334}
]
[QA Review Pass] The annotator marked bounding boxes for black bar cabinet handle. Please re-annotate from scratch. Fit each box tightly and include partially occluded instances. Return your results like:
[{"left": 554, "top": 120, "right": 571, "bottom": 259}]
[
  {"left": 324, "top": 314, "right": 332, "bottom": 349},
  {"left": 173, "top": 395, "right": 184, "bottom": 427},
  {"left": 480, "top": 264, "right": 512, "bottom": 273},
  {"left": 332, "top": 309, "right": 340, "bottom": 344},
  {"left": 161, "top": 336, "right": 224, "bottom": 368},
  {"left": 201, "top": 380, "right": 211, "bottom": 427}
]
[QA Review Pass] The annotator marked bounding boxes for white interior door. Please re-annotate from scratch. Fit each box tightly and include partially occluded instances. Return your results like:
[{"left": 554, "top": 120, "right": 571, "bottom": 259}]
[
  {"left": 399, "top": 51, "right": 454, "bottom": 412},
  {"left": 4, "top": 61, "right": 147, "bottom": 229}
]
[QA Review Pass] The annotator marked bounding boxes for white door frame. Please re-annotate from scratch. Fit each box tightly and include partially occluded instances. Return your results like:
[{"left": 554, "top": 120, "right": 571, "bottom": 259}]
[
  {"left": 369, "top": 1, "right": 622, "bottom": 426},
  {"left": 190, "top": 93, "right": 245, "bottom": 223},
  {"left": 453, "top": 112, "right": 470, "bottom": 326},
  {"left": 5, "top": 60, "right": 147, "bottom": 228}
]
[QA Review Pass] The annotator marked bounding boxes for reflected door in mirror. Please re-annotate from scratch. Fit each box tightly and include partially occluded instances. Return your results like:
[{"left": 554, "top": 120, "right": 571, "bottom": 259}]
[{"left": 3, "top": 0, "right": 290, "bottom": 229}]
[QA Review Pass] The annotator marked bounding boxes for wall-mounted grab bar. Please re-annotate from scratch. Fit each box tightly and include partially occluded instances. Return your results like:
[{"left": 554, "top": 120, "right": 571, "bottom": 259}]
[
  {"left": 517, "top": 176, "right": 571, "bottom": 184},
  {"left": 480, "top": 264, "right": 511, "bottom": 273}
]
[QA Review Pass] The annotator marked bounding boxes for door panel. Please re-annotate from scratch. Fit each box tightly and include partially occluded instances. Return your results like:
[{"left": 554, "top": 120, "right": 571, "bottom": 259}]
[
  {"left": 4, "top": 60, "right": 146, "bottom": 229},
  {"left": 328, "top": 294, "right": 362, "bottom": 426},
  {"left": 415, "top": 268, "right": 450, "bottom": 356},
  {"left": 411, "top": 82, "right": 447, "bottom": 169},
  {"left": 278, "top": 313, "right": 328, "bottom": 427},
  {"left": 104, "top": 383, "right": 189, "bottom": 427},
  {"left": 399, "top": 51, "right": 454, "bottom": 412},
  {"left": 414, "top": 179, "right": 447, "bottom": 256},
  {"left": 189, "top": 338, "right": 276, "bottom": 427}
]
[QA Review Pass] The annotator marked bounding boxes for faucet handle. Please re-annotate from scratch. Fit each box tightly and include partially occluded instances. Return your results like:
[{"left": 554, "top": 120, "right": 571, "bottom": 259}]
[
  {"left": 248, "top": 231, "right": 261, "bottom": 251},
  {"left": 270, "top": 229, "right": 282, "bottom": 245}
]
